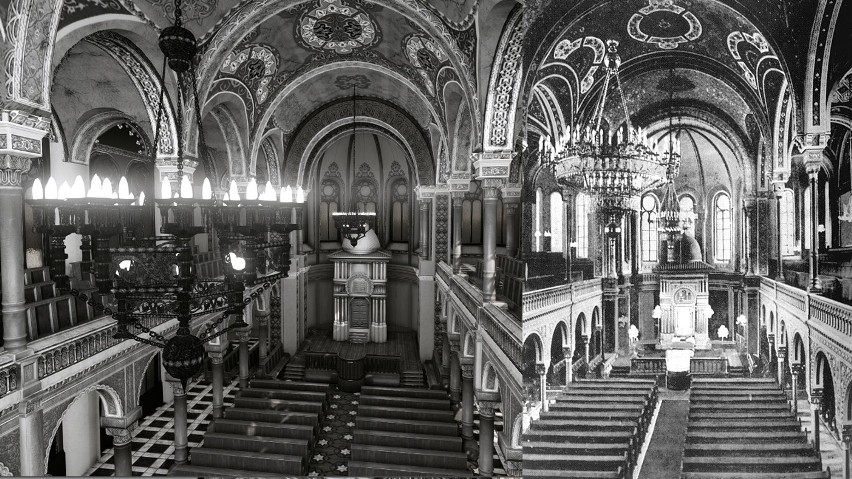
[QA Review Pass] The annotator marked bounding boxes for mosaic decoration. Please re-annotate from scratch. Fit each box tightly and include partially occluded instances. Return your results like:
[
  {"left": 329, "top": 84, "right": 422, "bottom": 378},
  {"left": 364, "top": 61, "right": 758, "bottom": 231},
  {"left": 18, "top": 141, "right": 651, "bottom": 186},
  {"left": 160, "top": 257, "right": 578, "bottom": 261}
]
[
  {"left": 627, "top": 0, "right": 702, "bottom": 50},
  {"left": 809, "top": 0, "right": 841, "bottom": 127},
  {"left": 260, "top": 136, "right": 281, "bottom": 185},
  {"left": 834, "top": 75, "right": 852, "bottom": 104},
  {"left": 140, "top": 0, "right": 218, "bottom": 25},
  {"left": 404, "top": 33, "right": 448, "bottom": 95},
  {"left": 435, "top": 193, "right": 449, "bottom": 263},
  {"left": 298, "top": 0, "right": 379, "bottom": 54},
  {"left": 220, "top": 44, "right": 280, "bottom": 104},
  {"left": 449, "top": 22, "right": 477, "bottom": 71},
  {"left": 552, "top": 36, "right": 605, "bottom": 94},
  {"left": 59, "top": 0, "right": 128, "bottom": 29},
  {"left": 727, "top": 31, "right": 772, "bottom": 90},
  {"left": 5, "top": 0, "right": 63, "bottom": 111}
]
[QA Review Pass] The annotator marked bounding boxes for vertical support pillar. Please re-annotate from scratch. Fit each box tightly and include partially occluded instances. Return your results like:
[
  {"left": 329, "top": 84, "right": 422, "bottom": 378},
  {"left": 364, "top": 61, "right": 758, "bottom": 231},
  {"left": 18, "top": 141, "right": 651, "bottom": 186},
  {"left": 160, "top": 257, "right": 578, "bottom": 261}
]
[
  {"left": 563, "top": 346, "right": 573, "bottom": 384},
  {"left": 419, "top": 198, "right": 431, "bottom": 259},
  {"left": 0, "top": 156, "right": 32, "bottom": 352},
  {"left": 452, "top": 193, "right": 464, "bottom": 273},
  {"left": 777, "top": 346, "right": 787, "bottom": 389},
  {"left": 19, "top": 399, "right": 45, "bottom": 476},
  {"left": 449, "top": 345, "right": 462, "bottom": 407},
  {"left": 237, "top": 329, "right": 250, "bottom": 388},
  {"left": 504, "top": 201, "right": 520, "bottom": 258},
  {"left": 102, "top": 406, "right": 142, "bottom": 478},
  {"left": 169, "top": 380, "right": 189, "bottom": 464},
  {"left": 477, "top": 401, "right": 497, "bottom": 477},
  {"left": 537, "top": 363, "right": 548, "bottom": 412},
  {"left": 806, "top": 161, "right": 823, "bottom": 293},
  {"left": 791, "top": 363, "right": 803, "bottom": 416},
  {"left": 210, "top": 351, "right": 225, "bottom": 418},
  {"left": 841, "top": 425, "right": 851, "bottom": 479},
  {"left": 461, "top": 364, "right": 475, "bottom": 440},
  {"left": 583, "top": 336, "right": 590, "bottom": 364},
  {"left": 481, "top": 179, "right": 502, "bottom": 302},
  {"left": 773, "top": 182, "right": 785, "bottom": 280},
  {"left": 810, "top": 391, "right": 822, "bottom": 454},
  {"left": 257, "top": 314, "right": 269, "bottom": 366}
]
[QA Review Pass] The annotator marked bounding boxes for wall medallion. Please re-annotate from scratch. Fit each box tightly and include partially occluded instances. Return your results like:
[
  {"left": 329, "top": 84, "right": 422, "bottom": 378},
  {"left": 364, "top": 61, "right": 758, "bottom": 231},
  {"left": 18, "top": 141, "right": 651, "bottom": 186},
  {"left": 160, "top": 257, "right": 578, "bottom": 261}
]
[
  {"left": 298, "top": 0, "right": 380, "bottom": 54},
  {"left": 627, "top": 0, "right": 702, "bottom": 50}
]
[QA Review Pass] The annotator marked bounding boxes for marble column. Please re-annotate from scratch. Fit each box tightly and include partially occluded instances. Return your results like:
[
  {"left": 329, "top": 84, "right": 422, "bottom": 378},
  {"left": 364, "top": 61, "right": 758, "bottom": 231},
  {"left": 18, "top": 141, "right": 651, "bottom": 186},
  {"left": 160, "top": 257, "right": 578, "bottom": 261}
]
[
  {"left": 210, "top": 351, "right": 225, "bottom": 418},
  {"left": 108, "top": 428, "right": 134, "bottom": 477},
  {"left": 563, "top": 346, "right": 573, "bottom": 384},
  {"left": 19, "top": 399, "right": 45, "bottom": 476},
  {"left": 481, "top": 180, "right": 502, "bottom": 302},
  {"left": 461, "top": 363, "right": 475, "bottom": 440},
  {"left": 477, "top": 401, "right": 498, "bottom": 477},
  {"left": 810, "top": 391, "right": 822, "bottom": 454},
  {"left": 257, "top": 314, "right": 269, "bottom": 366},
  {"left": 450, "top": 345, "right": 462, "bottom": 407},
  {"left": 169, "top": 380, "right": 189, "bottom": 464},
  {"left": 238, "top": 329, "right": 251, "bottom": 388},
  {"left": 0, "top": 156, "right": 32, "bottom": 352},
  {"left": 441, "top": 333, "right": 450, "bottom": 378},
  {"left": 583, "top": 336, "right": 590, "bottom": 364},
  {"left": 537, "top": 363, "right": 548, "bottom": 412},
  {"left": 773, "top": 182, "right": 785, "bottom": 280},
  {"left": 419, "top": 199, "right": 431, "bottom": 259},
  {"left": 505, "top": 200, "right": 520, "bottom": 258},
  {"left": 452, "top": 194, "right": 464, "bottom": 273},
  {"left": 791, "top": 363, "right": 803, "bottom": 416},
  {"left": 806, "top": 161, "right": 823, "bottom": 293},
  {"left": 777, "top": 346, "right": 787, "bottom": 388},
  {"left": 841, "top": 425, "right": 851, "bottom": 479}
]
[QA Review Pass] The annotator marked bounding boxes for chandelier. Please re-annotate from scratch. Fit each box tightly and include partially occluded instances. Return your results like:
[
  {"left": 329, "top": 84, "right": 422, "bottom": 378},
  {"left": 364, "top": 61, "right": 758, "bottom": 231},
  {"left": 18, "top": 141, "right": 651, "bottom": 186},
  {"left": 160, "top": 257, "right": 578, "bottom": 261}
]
[
  {"left": 26, "top": 0, "right": 305, "bottom": 388},
  {"left": 333, "top": 85, "right": 376, "bottom": 246},
  {"left": 542, "top": 39, "right": 680, "bottom": 211}
]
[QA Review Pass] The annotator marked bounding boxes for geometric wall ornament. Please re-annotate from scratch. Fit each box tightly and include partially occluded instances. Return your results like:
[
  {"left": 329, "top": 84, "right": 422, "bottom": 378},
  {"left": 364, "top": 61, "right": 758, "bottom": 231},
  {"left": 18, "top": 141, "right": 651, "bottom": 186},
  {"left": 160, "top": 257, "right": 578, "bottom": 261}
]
[
  {"left": 627, "top": 0, "right": 702, "bottom": 50},
  {"left": 220, "top": 44, "right": 280, "bottom": 104},
  {"left": 404, "top": 33, "right": 447, "bottom": 95},
  {"left": 298, "top": 0, "right": 380, "bottom": 54},
  {"left": 727, "top": 31, "right": 772, "bottom": 90}
]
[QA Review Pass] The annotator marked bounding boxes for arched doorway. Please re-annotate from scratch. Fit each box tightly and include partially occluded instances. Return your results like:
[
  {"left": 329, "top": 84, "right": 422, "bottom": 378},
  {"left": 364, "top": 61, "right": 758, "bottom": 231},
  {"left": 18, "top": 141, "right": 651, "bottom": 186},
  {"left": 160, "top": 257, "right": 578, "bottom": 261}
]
[
  {"left": 139, "top": 353, "right": 164, "bottom": 416},
  {"left": 523, "top": 334, "right": 543, "bottom": 403},
  {"left": 792, "top": 333, "right": 806, "bottom": 402},
  {"left": 548, "top": 321, "right": 568, "bottom": 386},
  {"left": 816, "top": 352, "right": 836, "bottom": 434},
  {"left": 46, "top": 388, "right": 120, "bottom": 476}
]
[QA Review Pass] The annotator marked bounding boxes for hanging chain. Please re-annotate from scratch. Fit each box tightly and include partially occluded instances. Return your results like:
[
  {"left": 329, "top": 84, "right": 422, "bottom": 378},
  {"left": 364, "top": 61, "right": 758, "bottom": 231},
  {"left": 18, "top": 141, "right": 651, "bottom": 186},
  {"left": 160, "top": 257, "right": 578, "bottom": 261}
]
[
  {"left": 615, "top": 72, "right": 632, "bottom": 133},
  {"left": 151, "top": 55, "right": 167, "bottom": 161}
]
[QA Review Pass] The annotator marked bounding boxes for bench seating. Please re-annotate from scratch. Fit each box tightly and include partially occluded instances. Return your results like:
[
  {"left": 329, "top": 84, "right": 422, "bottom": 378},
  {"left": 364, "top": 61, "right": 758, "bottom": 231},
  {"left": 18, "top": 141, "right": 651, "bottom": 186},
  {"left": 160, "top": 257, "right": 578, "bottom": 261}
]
[
  {"left": 524, "top": 379, "right": 657, "bottom": 479},
  {"left": 350, "top": 386, "right": 470, "bottom": 476},
  {"left": 682, "top": 378, "right": 826, "bottom": 477}
]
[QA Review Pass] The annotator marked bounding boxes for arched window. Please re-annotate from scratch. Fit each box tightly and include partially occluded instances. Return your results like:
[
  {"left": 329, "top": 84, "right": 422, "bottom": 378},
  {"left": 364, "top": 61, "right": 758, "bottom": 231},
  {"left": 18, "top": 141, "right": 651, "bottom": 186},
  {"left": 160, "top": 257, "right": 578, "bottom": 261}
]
[
  {"left": 780, "top": 188, "right": 796, "bottom": 256},
  {"left": 576, "top": 192, "right": 589, "bottom": 258},
  {"left": 549, "top": 192, "right": 563, "bottom": 253},
  {"left": 715, "top": 192, "right": 732, "bottom": 262},
  {"left": 534, "top": 188, "right": 543, "bottom": 252},
  {"left": 640, "top": 194, "right": 658, "bottom": 262},
  {"left": 389, "top": 178, "right": 409, "bottom": 242},
  {"left": 319, "top": 178, "right": 340, "bottom": 241}
]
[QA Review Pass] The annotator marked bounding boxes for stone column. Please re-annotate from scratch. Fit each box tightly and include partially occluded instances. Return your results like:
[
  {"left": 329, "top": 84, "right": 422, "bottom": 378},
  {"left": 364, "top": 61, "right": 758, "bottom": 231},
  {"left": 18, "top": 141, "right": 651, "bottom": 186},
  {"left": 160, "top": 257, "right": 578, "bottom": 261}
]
[
  {"left": 791, "top": 363, "right": 803, "bottom": 416},
  {"left": 169, "top": 380, "right": 189, "bottom": 464},
  {"left": 419, "top": 198, "right": 431, "bottom": 259},
  {"left": 806, "top": 160, "right": 823, "bottom": 293},
  {"left": 477, "top": 400, "right": 498, "bottom": 477},
  {"left": 504, "top": 201, "right": 520, "bottom": 258},
  {"left": 772, "top": 182, "right": 785, "bottom": 280},
  {"left": 0, "top": 156, "right": 32, "bottom": 352},
  {"left": 461, "top": 363, "right": 475, "bottom": 440},
  {"left": 481, "top": 179, "right": 502, "bottom": 302},
  {"left": 102, "top": 406, "right": 142, "bottom": 478},
  {"left": 452, "top": 193, "right": 464, "bottom": 273},
  {"left": 841, "top": 425, "right": 851, "bottom": 479},
  {"left": 777, "top": 346, "right": 787, "bottom": 388},
  {"left": 537, "top": 363, "right": 548, "bottom": 412},
  {"left": 238, "top": 329, "right": 251, "bottom": 388},
  {"left": 257, "top": 313, "right": 269, "bottom": 367},
  {"left": 810, "top": 391, "right": 822, "bottom": 454},
  {"left": 583, "top": 335, "right": 590, "bottom": 363},
  {"left": 210, "top": 351, "right": 225, "bottom": 418},
  {"left": 563, "top": 346, "right": 573, "bottom": 384},
  {"left": 441, "top": 333, "right": 450, "bottom": 377},
  {"left": 450, "top": 345, "right": 462, "bottom": 407},
  {"left": 19, "top": 398, "right": 45, "bottom": 476}
]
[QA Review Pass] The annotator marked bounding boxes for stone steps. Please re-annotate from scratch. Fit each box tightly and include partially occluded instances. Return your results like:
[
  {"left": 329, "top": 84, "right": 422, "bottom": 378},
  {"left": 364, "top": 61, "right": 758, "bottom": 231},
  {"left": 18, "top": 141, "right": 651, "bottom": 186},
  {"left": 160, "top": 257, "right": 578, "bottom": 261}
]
[{"left": 190, "top": 447, "right": 304, "bottom": 475}]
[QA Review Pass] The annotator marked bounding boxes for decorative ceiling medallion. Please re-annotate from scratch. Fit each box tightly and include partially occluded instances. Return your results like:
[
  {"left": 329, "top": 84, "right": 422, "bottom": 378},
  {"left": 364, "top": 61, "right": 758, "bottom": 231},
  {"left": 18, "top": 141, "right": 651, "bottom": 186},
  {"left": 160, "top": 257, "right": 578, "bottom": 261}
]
[
  {"left": 220, "top": 44, "right": 279, "bottom": 104},
  {"left": 404, "top": 33, "right": 448, "bottom": 95},
  {"left": 298, "top": 0, "right": 379, "bottom": 54},
  {"left": 627, "top": 0, "right": 702, "bottom": 50}
]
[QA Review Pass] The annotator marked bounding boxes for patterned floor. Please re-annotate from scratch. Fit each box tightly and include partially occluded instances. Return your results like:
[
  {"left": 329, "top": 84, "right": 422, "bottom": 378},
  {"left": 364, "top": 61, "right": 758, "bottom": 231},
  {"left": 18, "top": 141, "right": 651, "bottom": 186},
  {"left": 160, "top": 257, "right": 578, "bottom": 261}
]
[
  {"left": 84, "top": 377, "right": 240, "bottom": 477},
  {"left": 307, "top": 387, "right": 359, "bottom": 476}
]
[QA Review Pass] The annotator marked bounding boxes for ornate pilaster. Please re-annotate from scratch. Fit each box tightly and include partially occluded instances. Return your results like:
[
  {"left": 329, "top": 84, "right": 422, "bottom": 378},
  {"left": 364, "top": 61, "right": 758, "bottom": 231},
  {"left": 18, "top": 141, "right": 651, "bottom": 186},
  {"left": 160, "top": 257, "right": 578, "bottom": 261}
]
[
  {"left": 811, "top": 388, "right": 824, "bottom": 453},
  {"left": 460, "top": 361, "right": 475, "bottom": 441},
  {"left": 797, "top": 134, "right": 828, "bottom": 293},
  {"left": 475, "top": 398, "right": 500, "bottom": 477},
  {"left": 449, "top": 176, "right": 469, "bottom": 274},
  {"left": 237, "top": 328, "right": 251, "bottom": 388},
  {"left": 481, "top": 178, "right": 504, "bottom": 302},
  {"left": 772, "top": 181, "right": 786, "bottom": 280},
  {"left": 503, "top": 186, "right": 521, "bottom": 258}
]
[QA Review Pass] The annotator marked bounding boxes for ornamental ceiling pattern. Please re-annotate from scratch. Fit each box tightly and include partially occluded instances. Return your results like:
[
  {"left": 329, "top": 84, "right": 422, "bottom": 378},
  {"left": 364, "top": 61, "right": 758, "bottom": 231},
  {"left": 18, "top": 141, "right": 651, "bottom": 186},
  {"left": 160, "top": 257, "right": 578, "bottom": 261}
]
[{"left": 297, "top": 0, "right": 380, "bottom": 54}]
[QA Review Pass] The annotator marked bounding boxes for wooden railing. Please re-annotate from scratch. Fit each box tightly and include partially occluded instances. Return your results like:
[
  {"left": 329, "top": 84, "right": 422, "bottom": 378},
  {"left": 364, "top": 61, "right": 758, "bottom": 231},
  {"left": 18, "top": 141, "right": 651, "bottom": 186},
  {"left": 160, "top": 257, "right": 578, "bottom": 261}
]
[
  {"left": 497, "top": 254, "right": 525, "bottom": 278},
  {"left": 305, "top": 352, "right": 336, "bottom": 371},
  {"left": 365, "top": 354, "right": 400, "bottom": 375},
  {"left": 691, "top": 357, "right": 728, "bottom": 376},
  {"left": 631, "top": 357, "right": 667, "bottom": 376}
]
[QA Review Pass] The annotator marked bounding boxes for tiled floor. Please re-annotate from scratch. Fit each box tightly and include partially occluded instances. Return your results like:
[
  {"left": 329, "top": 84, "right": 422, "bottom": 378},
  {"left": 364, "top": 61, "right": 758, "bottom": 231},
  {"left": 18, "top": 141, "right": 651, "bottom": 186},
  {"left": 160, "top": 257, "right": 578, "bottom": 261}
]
[{"left": 84, "top": 377, "right": 240, "bottom": 477}]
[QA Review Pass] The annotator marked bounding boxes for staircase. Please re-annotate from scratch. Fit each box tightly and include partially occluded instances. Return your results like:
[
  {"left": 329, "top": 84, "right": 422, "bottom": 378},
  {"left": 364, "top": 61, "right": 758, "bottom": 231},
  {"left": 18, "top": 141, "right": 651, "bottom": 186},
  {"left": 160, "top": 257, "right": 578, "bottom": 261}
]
[
  {"left": 349, "top": 386, "right": 471, "bottom": 477},
  {"left": 797, "top": 396, "right": 847, "bottom": 476},
  {"left": 523, "top": 378, "right": 658, "bottom": 478},
  {"left": 349, "top": 329, "right": 369, "bottom": 343},
  {"left": 282, "top": 357, "right": 306, "bottom": 380},
  {"left": 682, "top": 378, "right": 828, "bottom": 478},
  {"left": 401, "top": 368, "right": 425, "bottom": 387},
  {"left": 171, "top": 380, "right": 329, "bottom": 477}
]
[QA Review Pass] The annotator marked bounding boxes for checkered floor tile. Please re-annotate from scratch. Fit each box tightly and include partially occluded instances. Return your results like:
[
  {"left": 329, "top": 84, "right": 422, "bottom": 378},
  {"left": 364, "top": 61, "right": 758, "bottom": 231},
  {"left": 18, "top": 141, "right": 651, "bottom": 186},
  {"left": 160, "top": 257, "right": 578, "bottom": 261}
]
[{"left": 84, "top": 377, "right": 240, "bottom": 477}]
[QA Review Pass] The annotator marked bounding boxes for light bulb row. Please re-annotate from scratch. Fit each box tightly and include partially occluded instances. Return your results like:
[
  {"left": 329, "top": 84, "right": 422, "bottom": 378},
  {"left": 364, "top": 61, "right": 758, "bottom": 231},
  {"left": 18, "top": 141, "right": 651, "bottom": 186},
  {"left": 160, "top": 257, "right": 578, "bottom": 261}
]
[{"left": 31, "top": 175, "right": 145, "bottom": 205}]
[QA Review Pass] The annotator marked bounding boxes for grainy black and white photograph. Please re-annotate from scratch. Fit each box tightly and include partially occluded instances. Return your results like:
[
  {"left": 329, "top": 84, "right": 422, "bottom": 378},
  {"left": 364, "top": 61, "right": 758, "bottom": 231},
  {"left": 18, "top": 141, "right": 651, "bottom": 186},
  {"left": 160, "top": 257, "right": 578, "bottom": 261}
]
[{"left": 0, "top": 0, "right": 849, "bottom": 478}]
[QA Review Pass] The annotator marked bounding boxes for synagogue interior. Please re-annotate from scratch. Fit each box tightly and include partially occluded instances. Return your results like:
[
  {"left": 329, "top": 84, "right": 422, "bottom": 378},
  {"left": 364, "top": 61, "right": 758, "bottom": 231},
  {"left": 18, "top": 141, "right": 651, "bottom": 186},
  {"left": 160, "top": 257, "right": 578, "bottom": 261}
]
[
  {"left": 0, "top": 0, "right": 524, "bottom": 476},
  {"left": 522, "top": 0, "right": 852, "bottom": 477}
]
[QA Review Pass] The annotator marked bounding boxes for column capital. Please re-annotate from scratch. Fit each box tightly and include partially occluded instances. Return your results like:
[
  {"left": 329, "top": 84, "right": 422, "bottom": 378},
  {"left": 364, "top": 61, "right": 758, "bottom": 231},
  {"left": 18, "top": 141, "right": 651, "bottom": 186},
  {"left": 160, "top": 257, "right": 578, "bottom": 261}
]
[
  {"left": 236, "top": 329, "right": 251, "bottom": 341},
  {"left": 809, "top": 388, "right": 823, "bottom": 409},
  {"left": 449, "top": 338, "right": 461, "bottom": 353},
  {"left": 481, "top": 178, "right": 505, "bottom": 194},
  {"left": 105, "top": 427, "right": 133, "bottom": 446},
  {"left": 167, "top": 379, "right": 186, "bottom": 396},
  {"left": 791, "top": 362, "right": 805, "bottom": 376},
  {"left": 777, "top": 345, "right": 787, "bottom": 359},
  {"left": 460, "top": 362, "right": 474, "bottom": 379},
  {"left": 0, "top": 155, "right": 32, "bottom": 187},
  {"left": 473, "top": 151, "right": 512, "bottom": 180},
  {"left": 475, "top": 399, "right": 500, "bottom": 418},
  {"left": 0, "top": 110, "right": 49, "bottom": 159},
  {"left": 841, "top": 424, "right": 852, "bottom": 446},
  {"left": 563, "top": 346, "right": 572, "bottom": 357},
  {"left": 771, "top": 180, "right": 787, "bottom": 197},
  {"left": 535, "top": 363, "right": 546, "bottom": 376},
  {"left": 208, "top": 350, "right": 225, "bottom": 364},
  {"left": 19, "top": 398, "right": 41, "bottom": 415}
]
